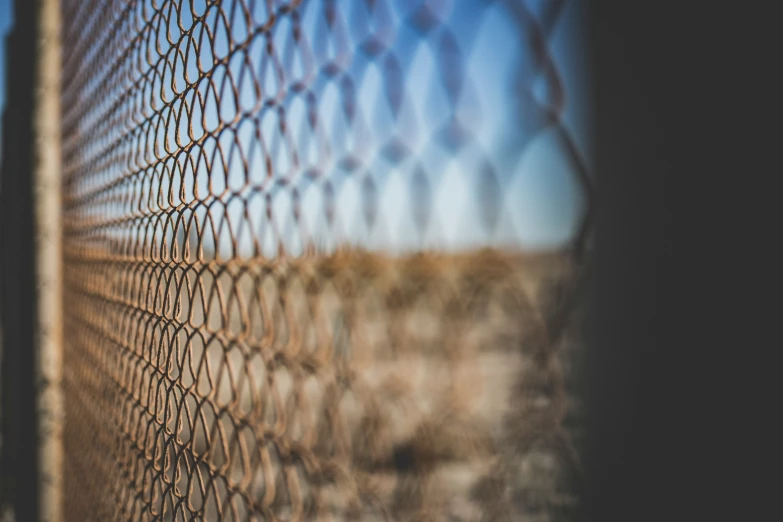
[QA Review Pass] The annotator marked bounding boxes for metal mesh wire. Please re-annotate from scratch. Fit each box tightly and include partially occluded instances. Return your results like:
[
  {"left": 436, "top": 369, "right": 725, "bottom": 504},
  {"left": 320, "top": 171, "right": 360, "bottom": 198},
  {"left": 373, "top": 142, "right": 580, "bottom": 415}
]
[{"left": 59, "top": 0, "right": 590, "bottom": 520}]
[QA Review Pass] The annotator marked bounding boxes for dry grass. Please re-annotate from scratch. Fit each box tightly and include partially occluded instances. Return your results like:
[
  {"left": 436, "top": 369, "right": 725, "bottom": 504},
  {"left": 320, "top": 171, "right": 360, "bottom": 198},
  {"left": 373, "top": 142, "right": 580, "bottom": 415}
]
[{"left": 62, "top": 246, "right": 582, "bottom": 521}]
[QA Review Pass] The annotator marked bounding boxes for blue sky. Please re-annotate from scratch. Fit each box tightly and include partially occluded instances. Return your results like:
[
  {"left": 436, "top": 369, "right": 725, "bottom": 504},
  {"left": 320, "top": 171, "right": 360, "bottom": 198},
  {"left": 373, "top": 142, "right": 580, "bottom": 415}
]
[
  {"left": 0, "top": 0, "right": 11, "bottom": 112},
  {"left": 0, "top": 0, "right": 12, "bottom": 158},
  {"left": 1, "top": 0, "right": 590, "bottom": 254},
  {"left": 159, "top": 0, "right": 591, "bottom": 256}
]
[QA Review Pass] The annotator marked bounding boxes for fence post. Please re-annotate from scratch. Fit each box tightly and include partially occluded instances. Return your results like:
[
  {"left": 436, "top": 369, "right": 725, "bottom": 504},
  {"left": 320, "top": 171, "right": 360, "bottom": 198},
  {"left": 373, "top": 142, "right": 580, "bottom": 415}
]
[
  {"left": 34, "top": 0, "right": 63, "bottom": 521},
  {"left": 0, "top": 0, "right": 62, "bottom": 521},
  {"left": 0, "top": 0, "right": 41, "bottom": 520}
]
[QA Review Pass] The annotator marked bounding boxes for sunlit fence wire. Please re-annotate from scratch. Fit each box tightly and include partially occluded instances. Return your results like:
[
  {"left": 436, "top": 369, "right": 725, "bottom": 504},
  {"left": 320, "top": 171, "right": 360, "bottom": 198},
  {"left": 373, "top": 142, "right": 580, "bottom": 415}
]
[{"left": 59, "top": 0, "right": 591, "bottom": 520}]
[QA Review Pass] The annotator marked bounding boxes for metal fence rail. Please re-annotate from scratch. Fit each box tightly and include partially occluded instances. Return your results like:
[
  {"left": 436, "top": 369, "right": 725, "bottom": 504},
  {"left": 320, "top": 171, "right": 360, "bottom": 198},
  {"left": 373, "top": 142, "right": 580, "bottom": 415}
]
[{"left": 56, "top": 0, "right": 591, "bottom": 520}]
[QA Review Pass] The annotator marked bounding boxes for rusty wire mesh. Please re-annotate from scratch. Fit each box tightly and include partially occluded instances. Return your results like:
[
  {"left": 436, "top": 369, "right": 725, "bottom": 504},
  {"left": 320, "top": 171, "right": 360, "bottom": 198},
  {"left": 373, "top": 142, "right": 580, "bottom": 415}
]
[{"left": 59, "top": 0, "right": 591, "bottom": 520}]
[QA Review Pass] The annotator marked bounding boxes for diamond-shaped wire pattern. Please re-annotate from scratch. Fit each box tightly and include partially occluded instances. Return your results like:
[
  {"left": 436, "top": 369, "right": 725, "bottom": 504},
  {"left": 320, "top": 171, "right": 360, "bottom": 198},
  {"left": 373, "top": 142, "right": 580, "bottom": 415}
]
[{"left": 60, "top": 0, "right": 590, "bottom": 520}]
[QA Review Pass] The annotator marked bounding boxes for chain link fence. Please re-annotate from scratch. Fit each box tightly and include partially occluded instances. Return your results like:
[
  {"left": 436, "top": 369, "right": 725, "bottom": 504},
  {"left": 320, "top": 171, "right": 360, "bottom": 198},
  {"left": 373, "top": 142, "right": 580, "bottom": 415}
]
[{"left": 6, "top": 0, "right": 595, "bottom": 520}]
